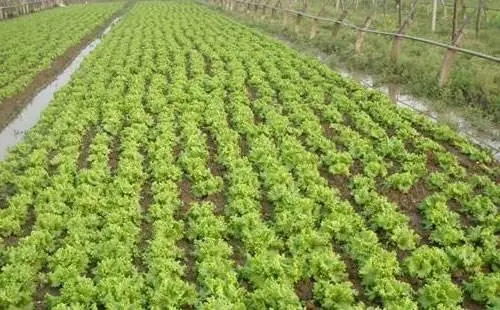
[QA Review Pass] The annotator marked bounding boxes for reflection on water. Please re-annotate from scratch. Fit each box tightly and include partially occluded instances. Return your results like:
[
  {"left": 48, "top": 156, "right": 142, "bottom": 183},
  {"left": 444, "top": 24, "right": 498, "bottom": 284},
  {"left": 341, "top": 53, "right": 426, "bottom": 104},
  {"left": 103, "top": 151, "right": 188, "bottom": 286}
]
[{"left": 0, "top": 17, "right": 121, "bottom": 160}]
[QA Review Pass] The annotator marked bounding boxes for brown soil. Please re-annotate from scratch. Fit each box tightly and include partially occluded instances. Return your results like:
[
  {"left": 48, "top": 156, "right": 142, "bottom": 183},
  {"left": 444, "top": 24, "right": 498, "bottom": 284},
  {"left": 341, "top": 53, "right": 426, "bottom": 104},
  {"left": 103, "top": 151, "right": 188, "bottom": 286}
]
[
  {"left": 177, "top": 238, "right": 197, "bottom": 284},
  {"left": 173, "top": 142, "right": 182, "bottom": 160},
  {"left": 320, "top": 167, "right": 351, "bottom": 202},
  {"left": 178, "top": 178, "right": 194, "bottom": 219},
  {"left": 0, "top": 7, "right": 126, "bottom": 131},
  {"left": 34, "top": 265, "right": 60, "bottom": 310},
  {"left": 206, "top": 191, "right": 225, "bottom": 215},
  {"left": 351, "top": 159, "right": 363, "bottom": 176},
  {"left": 451, "top": 271, "right": 483, "bottom": 310},
  {"left": 463, "top": 299, "right": 483, "bottom": 310},
  {"left": 204, "top": 129, "right": 226, "bottom": 215},
  {"left": 405, "top": 141, "right": 417, "bottom": 153},
  {"left": 0, "top": 184, "right": 16, "bottom": 210},
  {"left": 0, "top": 196, "right": 7, "bottom": 210},
  {"left": 342, "top": 114, "right": 354, "bottom": 128},
  {"left": 77, "top": 127, "right": 96, "bottom": 170},
  {"left": 332, "top": 242, "right": 369, "bottom": 304},
  {"left": 253, "top": 109, "right": 263, "bottom": 125},
  {"left": 246, "top": 84, "right": 258, "bottom": 101},
  {"left": 229, "top": 237, "right": 246, "bottom": 267},
  {"left": 426, "top": 151, "right": 441, "bottom": 173},
  {"left": 443, "top": 144, "right": 489, "bottom": 174},
  {"left": 202, "top": 53, "right": 213, "bottom": 77},
  {"left": 3, "top": 205, "right": 36, "bottom": 248},
  {"left": 135, "top": 176, "right": 153, "bottom": 273},
  {"left": 85, "top": 257, "right": 98, "bottom": 279},
  {"left": 245, "top": 85, "right": 263, "bottom": 124},
  {"left": 108, "top": 135, "right": 120, "bottom": 175},
  {"left": 239, "top": 134, "right": 249, "bottom": 157},
  {"left": 321, "top": 122, "right": 336, "bottom": 138},
  {"left": 294, "top": 278, "right": 317, "bottom": 309},
  {"left": 447, "top": 199, "right": 474, "bottom": 228},
  {"left": 380, "top": 179, "right": 431, "bottom": 244},
  {"left": 260, "top": 192, "right": 274, "bottom": 221},
  {"left": 47, "top": 149, "right": 58, "bottom": 177},
  {"left": 320, "top": 121, "right": 346, "bottom": 151}
]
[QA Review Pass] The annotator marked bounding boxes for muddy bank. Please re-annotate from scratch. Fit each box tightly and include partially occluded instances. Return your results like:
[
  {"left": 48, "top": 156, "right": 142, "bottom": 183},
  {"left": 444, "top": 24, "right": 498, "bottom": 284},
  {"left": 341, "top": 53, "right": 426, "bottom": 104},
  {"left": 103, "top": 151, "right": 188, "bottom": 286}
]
[
  {"left": 0, "top": 3, "right": 128, "bottom": 131},
  {"left": 0, "top": 15, "right": 123, "bottom": 160}
]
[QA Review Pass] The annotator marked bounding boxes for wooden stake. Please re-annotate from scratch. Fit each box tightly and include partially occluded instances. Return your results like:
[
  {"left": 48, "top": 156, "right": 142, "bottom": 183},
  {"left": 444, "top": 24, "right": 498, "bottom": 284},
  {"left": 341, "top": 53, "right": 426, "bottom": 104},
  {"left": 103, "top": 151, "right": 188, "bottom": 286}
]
[
  {"left": 262, "top": 0, "right": 270, "bottom": 15},
  {"left": 391, "top": 0, "right": 418, "bottom": 63},
  {"left": 475, "top": 0, "right": 484, "bottom": 37},
  {"left": 391, "top": 21, "right": 410, "bottom": 63},
  {"left": 253, "top": 0, "right": 260, "bottom": 13},
  {"left": 310, "top": 17, "right": 319, "bottom": 39},
  {"left": 309, "top": 5, "right": 326, "bottom": 39},
  {"left": 452, "top": 0, "right": 458, "bottom": 39},
  {"left": 293, "top": 0, "right": 308, "bottom": 34},
  {"left": 439, "top": 18, "right": 468, "bottom": 87},
  {"left": 332, "top": 10, "right": 348, "bottom": 38},
  {"left": 283, "top": 0, "right": 290, "bottom": 25},
  {"left": 295, "top": 12, "right": 304, "bottom": 34},
  {"left": 272, "top": 0, "right": 280, "bottom": 18},
  {"left": 355, "top": 14, "right": 374, "bottom": 54}
]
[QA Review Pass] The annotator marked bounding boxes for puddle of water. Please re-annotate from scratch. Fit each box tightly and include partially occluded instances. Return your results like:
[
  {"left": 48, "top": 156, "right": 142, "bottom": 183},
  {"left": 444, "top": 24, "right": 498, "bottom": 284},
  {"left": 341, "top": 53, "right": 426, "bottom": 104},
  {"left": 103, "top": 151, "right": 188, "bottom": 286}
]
[
  {"left": 0, "top": 17, "right": 121, "bottom": 160},
  {"left": 336, "top": 67, "right": 500, "bottom": 161}
]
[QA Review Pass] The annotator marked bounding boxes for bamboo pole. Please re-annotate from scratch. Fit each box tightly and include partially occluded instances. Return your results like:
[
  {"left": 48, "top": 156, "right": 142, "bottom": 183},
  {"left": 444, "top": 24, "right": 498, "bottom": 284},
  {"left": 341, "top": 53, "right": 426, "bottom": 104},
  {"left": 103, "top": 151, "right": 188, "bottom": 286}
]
[
  {"left": 232, "top": 0, "right": 500, "bottom": 63},
  {"left": 355, "top": 14, "right": 374, "bottom": 54},
  {"left": 391, "top": 0, "right": 418, "bottom": 63},
  {"left": 309, "top": 5, "right": 326, "bottom": 39},
  {"left": 452, "top": 0, "right": 458, "bottom": 40},
  {"left": 439, "top": 18, "right": 468, "bottom": 86},
  {"left": 432, "top": 0, "right": 438, "bottom": 32},
  {"left": 331, "top": 10, "right": 348, "bottom": 37},
  {"left": 475, "top": 0, "right": 484, "bottom": 37}
]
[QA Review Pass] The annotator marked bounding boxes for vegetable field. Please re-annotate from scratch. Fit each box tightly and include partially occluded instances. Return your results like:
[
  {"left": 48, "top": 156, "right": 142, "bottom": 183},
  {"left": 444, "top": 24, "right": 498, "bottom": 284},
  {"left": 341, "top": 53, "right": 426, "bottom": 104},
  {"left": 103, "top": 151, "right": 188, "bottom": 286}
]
[
  {"left": 0, "top": 3, "right": 121, "bottom": 102},
  {"left": 0, "top": 2, "right": 499, "bottom": 309}
]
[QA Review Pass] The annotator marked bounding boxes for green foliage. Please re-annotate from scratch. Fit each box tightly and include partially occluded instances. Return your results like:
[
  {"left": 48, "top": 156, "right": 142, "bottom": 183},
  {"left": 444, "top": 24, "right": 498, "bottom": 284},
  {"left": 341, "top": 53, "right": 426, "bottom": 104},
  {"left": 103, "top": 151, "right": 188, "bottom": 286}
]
[
  {"left": 0, "top": 3, "right": 122, "bottom": 103},
  {"left": 405, "top": 246, "right": 451, "bottom": 279},
  {"left": 0, "top": 2, "right": 498, "bottom": 309},
  {"left": 418, "top": 277, "right": 463, "bottom": 309},
  {"left": 466, "top": 273, "right": 500, "bottom": 308},
  {"left": 313, "top": 280, "right": 358, "bottom": 309}
]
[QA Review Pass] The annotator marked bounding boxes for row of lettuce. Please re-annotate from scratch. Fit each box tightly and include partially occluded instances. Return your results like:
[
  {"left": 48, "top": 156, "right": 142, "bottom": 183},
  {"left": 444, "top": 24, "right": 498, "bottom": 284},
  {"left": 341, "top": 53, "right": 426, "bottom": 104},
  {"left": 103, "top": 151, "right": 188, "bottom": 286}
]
[
  {"left": 0, "top": 2, "right": 499, "bottom": 309},
  {"left": 0, "top": 2, "right": 122, "bottom": 103}
]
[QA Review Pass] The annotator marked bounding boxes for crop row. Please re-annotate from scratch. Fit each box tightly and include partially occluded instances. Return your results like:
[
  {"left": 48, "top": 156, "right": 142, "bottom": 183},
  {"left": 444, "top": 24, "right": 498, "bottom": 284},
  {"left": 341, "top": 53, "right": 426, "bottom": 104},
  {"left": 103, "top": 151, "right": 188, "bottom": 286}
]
[
  {"left": 0, "top": 2, "right": 498, "bottom": 309},
  {"left": 0, "top": 3, "right": 122, "bottom": 102}
]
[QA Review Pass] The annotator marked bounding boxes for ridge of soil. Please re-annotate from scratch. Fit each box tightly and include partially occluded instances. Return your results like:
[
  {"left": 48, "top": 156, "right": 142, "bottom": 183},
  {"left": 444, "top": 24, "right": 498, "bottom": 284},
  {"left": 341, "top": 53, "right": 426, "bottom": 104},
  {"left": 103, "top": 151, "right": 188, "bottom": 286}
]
[{"left": 0, "top": 4, "right": 127, "bottom": 131}]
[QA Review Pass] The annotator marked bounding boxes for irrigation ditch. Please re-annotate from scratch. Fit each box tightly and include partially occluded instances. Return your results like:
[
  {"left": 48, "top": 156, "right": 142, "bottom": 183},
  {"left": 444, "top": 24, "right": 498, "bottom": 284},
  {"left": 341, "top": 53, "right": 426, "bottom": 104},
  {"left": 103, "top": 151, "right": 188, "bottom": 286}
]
[{"left": 0, "top": 1, "right": 133, "bottom": 159}]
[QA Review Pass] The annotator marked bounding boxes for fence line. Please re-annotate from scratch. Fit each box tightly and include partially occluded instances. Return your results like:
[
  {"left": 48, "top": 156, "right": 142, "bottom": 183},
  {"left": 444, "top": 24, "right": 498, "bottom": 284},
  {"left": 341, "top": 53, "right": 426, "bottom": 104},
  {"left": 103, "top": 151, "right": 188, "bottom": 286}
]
[
  {"left": 0, "top": 0, "right": 63, "bottom": 20},
  {"left": 442, "top": 3, "right": 500, "bottom": 12},
  {"left": 230, "top": 0, "right": 499, "bottom": 63},
  {"left": 207, "top": 0, "right": 500, "bottom": 157}
]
